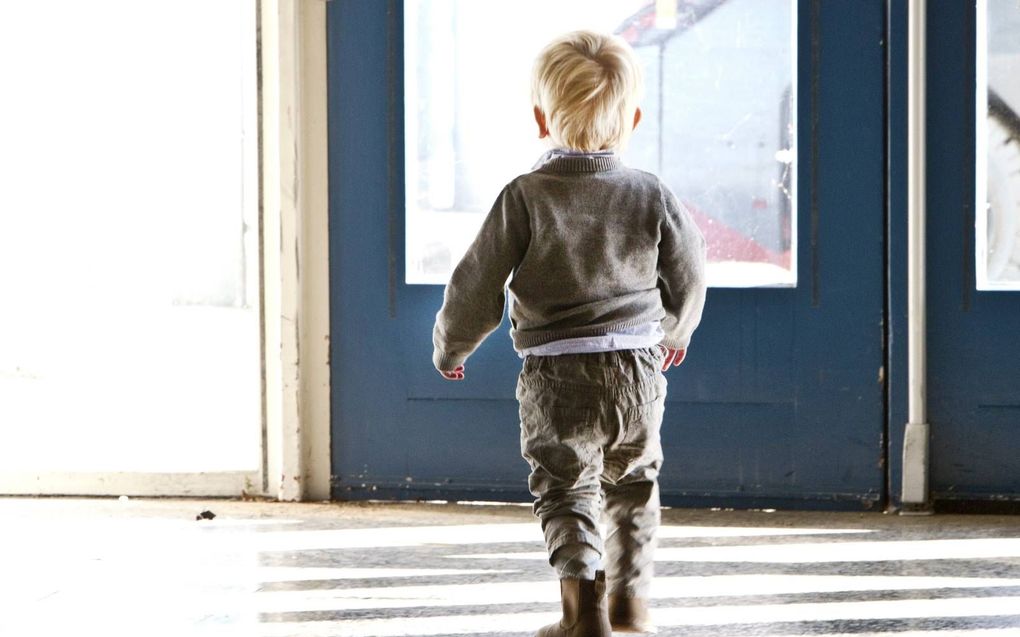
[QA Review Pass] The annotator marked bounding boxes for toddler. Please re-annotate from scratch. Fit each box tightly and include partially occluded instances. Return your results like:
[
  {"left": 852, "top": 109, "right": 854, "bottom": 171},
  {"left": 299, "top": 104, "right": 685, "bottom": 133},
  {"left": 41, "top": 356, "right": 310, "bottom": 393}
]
[{"left": 432, "top": 30, "right": 707, "bottom": 636}]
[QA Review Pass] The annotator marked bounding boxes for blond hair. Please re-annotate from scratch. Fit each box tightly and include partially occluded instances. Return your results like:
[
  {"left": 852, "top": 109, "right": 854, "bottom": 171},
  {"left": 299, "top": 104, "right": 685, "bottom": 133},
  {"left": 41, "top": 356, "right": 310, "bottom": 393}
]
[{"left": 531, "top": 30, "right": 644, "bottom": 152}]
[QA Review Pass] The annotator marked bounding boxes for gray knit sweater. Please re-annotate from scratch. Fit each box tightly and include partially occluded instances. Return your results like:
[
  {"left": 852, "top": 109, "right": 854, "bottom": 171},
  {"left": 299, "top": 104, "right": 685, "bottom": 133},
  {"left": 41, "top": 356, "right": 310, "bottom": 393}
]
[{"left": 432, "top": 154, "right": 707, "bottom": 372}]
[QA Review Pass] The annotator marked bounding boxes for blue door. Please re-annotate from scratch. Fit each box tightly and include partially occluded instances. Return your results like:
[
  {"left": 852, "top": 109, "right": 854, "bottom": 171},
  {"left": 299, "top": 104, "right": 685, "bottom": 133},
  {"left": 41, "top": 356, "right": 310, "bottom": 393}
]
[
  {"left": 921, "top": 1, "right": 1020, "bottom": 507},
  {"left": 328, "top": 0, "right": 888, "bottom": 509}
]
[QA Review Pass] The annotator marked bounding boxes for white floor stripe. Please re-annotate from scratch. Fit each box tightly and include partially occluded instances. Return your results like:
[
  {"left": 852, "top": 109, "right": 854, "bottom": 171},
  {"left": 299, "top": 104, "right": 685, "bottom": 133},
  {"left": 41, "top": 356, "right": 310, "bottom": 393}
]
[
  {"left": 256, "top": 596, "right": 1020, "bottom": 637},
  {"left": 246, "top": 524, "right": 870, "bottom": 551},
  {"left": 452, "top": 537, "right": 1020, "bottom": 563},
  {"left": 763, "top": 632, "right": 1020, "bottom": 637},
  {"left": 255, "top": 568, "right": 517, "bottom": 583},
  {"left": 657, "top": 526, "right": 872, "bottom": 539},
  {"left": 656, "top": 537, "right": 1020, "bottom": 563},
  {"left": 254, "top": 575, "right": 1020, "bottom": 613}
]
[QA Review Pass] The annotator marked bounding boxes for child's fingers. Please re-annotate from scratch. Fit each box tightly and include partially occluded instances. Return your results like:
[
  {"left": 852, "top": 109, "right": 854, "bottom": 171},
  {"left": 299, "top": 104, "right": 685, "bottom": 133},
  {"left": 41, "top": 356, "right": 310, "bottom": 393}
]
[
  {"left": 439, "top": 367, "right": 466, "bottom": 381},
  {"left": 661, "top": 350, "right": 674, "bottom": 371},
  {"left": 660, "top": 348, "right": 686, "bottom": 371}
]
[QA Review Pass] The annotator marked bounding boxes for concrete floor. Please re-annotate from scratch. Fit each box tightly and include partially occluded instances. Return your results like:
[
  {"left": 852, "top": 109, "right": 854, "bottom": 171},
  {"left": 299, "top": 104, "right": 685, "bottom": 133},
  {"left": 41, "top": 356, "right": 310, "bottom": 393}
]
[{"left": 2, "top": 498, "right": 1019, "bottom": 637}]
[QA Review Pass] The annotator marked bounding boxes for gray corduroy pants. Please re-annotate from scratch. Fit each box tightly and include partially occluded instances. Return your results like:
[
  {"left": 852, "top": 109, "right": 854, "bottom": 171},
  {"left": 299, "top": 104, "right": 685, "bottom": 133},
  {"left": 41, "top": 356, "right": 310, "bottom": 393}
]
[{"left": 517, "top": 347, "right": 666, "bottom": 599}]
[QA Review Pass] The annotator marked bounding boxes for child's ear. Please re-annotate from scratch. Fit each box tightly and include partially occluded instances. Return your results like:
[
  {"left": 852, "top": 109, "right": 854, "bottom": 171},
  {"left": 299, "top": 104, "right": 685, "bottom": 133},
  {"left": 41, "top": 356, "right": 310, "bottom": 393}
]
[
  {"left": 633, "top": 107, "right": 642, "bottom": 130},
  {"left": 533, "top": 106, "right": 549, "bottom": 139}
]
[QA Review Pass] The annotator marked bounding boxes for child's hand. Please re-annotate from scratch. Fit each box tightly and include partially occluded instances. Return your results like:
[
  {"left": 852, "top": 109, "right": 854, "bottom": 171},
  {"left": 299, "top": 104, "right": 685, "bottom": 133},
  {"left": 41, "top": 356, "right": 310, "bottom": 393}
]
[
  {"left": 659, "top": 347, "right": 686, "bottom": 371},
  {"left": 439, "top": 365, "right": 465, "bottom": 381}
]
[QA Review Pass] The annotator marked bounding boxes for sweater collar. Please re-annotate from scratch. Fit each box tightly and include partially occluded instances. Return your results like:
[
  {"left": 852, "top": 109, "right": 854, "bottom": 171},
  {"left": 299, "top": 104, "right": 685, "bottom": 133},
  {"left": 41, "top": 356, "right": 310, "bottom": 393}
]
[{"left": 532, "top": 149, "right": 623, "bottom": 173}]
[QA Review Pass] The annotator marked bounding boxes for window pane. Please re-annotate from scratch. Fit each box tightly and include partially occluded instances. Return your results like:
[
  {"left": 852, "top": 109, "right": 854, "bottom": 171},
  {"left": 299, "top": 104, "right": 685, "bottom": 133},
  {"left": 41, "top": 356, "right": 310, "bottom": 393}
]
[
  {"left": 977, "top": 0, "right": 1020, "bottom": 290},
  {"left": 0, "top": 1, "right": 260, "bottom": 472},
  {"left": 405, "top": 0, "right": 797, "bottom": 287}
]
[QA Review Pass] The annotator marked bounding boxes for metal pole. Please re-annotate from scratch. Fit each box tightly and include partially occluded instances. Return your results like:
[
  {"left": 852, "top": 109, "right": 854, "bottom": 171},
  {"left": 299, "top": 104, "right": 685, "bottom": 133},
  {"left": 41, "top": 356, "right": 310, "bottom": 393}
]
[{"left": 901, "top": 0, "right": 930, "bottom": 510}]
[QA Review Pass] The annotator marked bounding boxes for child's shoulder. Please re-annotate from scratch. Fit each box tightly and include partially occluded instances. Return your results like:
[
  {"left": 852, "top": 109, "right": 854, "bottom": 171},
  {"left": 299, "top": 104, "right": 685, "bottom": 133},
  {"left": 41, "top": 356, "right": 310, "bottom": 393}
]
[
  {"left": 511, "top": 164, "right": 666, "bottom": 191},
  {"left": 624, "top": 166, "right": 669, "bottom": 190}
]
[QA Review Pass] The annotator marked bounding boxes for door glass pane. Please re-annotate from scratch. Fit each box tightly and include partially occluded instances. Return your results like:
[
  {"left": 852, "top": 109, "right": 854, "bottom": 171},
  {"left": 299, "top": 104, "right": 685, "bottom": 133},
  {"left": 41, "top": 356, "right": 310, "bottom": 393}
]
[
  {"left": 0, "top": 1, "right": 261, "bottom": 472},
  {"left": 977, "top": 0, "right": 1020, "bottom": 290},
  {"left": 405, "top": 0, "right": 797, "bottom": 287}
]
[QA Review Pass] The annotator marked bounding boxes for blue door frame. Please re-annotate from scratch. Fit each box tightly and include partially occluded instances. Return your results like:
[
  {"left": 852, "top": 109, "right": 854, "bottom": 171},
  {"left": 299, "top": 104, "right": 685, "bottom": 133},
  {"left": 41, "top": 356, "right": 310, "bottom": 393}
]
[{"left": 327, "top": 0, "right": 950, "bottom": 510}]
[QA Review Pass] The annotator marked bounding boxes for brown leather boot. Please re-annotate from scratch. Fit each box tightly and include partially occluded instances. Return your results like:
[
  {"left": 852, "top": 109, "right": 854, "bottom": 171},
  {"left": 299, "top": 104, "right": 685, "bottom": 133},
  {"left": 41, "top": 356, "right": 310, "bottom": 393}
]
[
  {"left": 536, "top": 570, "right": 612, "bottom": 637},
  {"left": 608, "top": 595, "right": 656, "bottom": 633}
]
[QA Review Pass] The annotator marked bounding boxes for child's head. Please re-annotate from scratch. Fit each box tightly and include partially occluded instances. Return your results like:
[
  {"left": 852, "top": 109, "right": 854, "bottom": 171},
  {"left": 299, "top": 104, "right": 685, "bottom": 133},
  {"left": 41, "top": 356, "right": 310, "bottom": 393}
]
[{"left": 531, "top": 30, "right": 644, "bottom": 153}]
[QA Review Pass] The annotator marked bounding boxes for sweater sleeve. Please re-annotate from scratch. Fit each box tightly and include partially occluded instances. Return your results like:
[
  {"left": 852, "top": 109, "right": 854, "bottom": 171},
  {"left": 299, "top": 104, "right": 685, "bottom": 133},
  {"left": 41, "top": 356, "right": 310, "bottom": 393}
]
[
  {"left": 432, "top": 184, "right": 530, "bottom": 371},
  {"left": 657, "top": 183, "right": 707, "bottom": 350}
]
